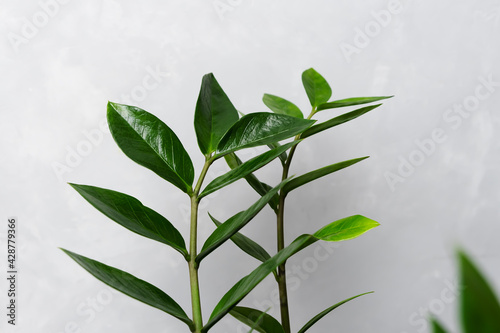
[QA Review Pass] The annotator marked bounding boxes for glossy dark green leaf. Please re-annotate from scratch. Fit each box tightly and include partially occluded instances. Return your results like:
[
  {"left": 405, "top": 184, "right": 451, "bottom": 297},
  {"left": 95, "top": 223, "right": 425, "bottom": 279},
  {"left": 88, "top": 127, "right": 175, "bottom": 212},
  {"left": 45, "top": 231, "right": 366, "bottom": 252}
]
[
  {"left": 297, "top": 292, "right": 373, "bottom": 333},
  {"left": 267, "top": 142, "right": 287, "bottom": 166},
  {"left": 302, "top": 104, "right": 381, "bottom": 138},
  {"left": 61, "top": 249, "right": 193, "bottom": 329},
  {"left": 317, "top": 96, "right": 393, "bottom": 111},
  {"left": 302, "top": 68, "right": 332, "bottom": 108},
  {"left": 107, "top": 102, "right": 194, "bottom": 193},
  {"left": 194, "top": 73, "right": 240, "bottom": 155},
  {"left": 262, "top": 94, "right": 303, "bottom": 118},
  {"left": 216, "top": 113, "right": 315, "bottom": 156},
  {"left": 224, "top": 153, "right": 279, "bottom": 213},
  {"left": 197, "top": 178, "right": 290, "bottom": 264},
  {"left": 210, "top": 214, "right": 271, "bottom": 263},
  {"left": 69, "top": 184, "right": 188, "bottom": 258},
  {"left": 459, "top": 250, "right": 500, "bottom": 333},
  {"left": 283, "top": 157, "right": 369, "bottom": 194},
  {"left": 230, "top": 307, "right": 284, "bottom": 333},
  {"left": 201, "top": 141, "right": 299, "bottom": 199},
  {"left": 430, "top": 317, "right": 448, "bottom": 333},
  {"left": 205, "top": 215, "right": 378, "bottom": 330}
]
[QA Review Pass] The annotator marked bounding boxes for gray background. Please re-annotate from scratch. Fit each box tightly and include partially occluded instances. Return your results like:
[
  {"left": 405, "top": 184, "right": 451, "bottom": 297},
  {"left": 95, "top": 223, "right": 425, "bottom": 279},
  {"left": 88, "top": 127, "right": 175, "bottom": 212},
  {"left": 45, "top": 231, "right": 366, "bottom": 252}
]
[{"left": 1, "top": 0, "right": 500, "bottom": 332}]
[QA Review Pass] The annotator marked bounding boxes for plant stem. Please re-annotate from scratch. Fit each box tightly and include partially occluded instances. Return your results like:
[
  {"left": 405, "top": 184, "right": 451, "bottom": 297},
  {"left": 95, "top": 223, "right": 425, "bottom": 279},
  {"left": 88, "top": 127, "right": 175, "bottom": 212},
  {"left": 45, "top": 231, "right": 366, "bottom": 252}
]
[
  {"left": 276, "top": 108, "right": 316, "bottom": 333},
  {"left": 189, "top": 157, "right": 213, "bottom": 333}
]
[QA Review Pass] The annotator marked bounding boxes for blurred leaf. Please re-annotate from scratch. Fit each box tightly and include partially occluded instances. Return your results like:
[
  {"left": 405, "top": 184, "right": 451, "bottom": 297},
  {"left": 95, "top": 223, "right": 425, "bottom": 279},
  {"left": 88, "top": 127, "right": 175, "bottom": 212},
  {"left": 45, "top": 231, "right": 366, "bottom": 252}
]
[
  {"left": 210, "top": 214, "right": 271, "bottom": 263},
  {"left": 205, "top": 215, "right": 378, "bottom": 330},
  {"left": 263, "top": 94, "right": 303, "bottom": 118},
  {"left": 61, "top": 249, "right": 193, "bottom": 329},
  {"left": 201, "top": 141, "right": 299, "bottom": 198},
  {"left": 459, "top": 250, "right": 500, "bottom": 333},
  {"left": 302, "top": 68, "right": 332, "bottom": 108},
  {"left": 317, "top": 96, "right": 393, "bottom": 111},
  {"left": 283, "top": 157, "right": 369, "bottom": 194},
  {"left": 194, "top": 73, "right": 239, "bottom": 155},
  {"left": 297, "top": 292, "right": 373, "bottom": 333},
  {"left": 430, "top": 317, "right": 448, "bottom": 333},
  {"left": 197, "top": 178, "right": 290, "bottom": 264},
  {"left": 216, "top": 113, "right": 314, "bottom": 156},
  {"left": 302, "top": 104, "right": 381, "bottom": 138},
  {"left": 69, "top": 184, "right": 187, "bottom": 258},
  {"left": 230, "top": 307, "right": 284, "bottom": 333},
  {"left": 107, "top": 102, "right": 194, "bottom": 193},
  {"left": 224, "top": 153, "right": 279, "bottom": 213}
]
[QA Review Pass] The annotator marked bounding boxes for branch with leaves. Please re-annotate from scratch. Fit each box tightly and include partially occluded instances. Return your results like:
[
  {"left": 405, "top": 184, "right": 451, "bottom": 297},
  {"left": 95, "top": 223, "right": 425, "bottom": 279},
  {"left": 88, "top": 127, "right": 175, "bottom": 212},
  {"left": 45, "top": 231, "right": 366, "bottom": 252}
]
[{"left": 62, "top": 68, "right": 392, "bottom": 333}]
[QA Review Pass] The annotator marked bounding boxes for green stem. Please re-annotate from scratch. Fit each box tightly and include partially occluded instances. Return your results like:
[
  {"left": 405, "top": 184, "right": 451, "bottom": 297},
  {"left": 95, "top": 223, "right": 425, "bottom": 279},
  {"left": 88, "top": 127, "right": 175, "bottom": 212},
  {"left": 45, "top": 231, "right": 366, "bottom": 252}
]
[
  {"left": 276, "top": 108, "right": 316, "bottom": 333},
  {"left": 189, "top": 156, "right": 213, "bottom": 333}
]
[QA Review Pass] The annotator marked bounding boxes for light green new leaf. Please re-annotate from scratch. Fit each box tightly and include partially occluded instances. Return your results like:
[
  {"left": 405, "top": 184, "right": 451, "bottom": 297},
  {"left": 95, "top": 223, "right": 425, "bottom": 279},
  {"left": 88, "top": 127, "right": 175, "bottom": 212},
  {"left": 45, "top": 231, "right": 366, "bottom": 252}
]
[
  {"left": 430, "top": 317, "right": 448, "bottom": 333},
  {"left": 317, "top": 96, "right": 393, "bottom": 111},
  {"left": 297, "top": 292, "right": 373, "bottom": 333},
  {"left": 201, "top": 141, "right": 299, "bottom": 199},
  {"left": 313, "top": 215, "right": 380, "bottom": 242},
  {"left": 262, "top": 94, "right": 303, "bottom": 118},
  {"left": 224, "top": 153, "right": 279, "bottom": 213},
  {"left": 69, "top": 184, "right": 187, "bottom": 258},
  {"left": 194, "top": 73, "right": 240, "bottom": 155},
  {"left": 107, "top": 102, "right": 194, "bottom": 193},
  {"left": 205, "top": 215, "right": 379, "bottom": 331},
  {"left": 61, "top": 249, "right": 193, "bottom": 330},
  {"left": 283, "top": 157, "right": 369, "bottom": 194},
  {"left": 302, "top": 104, "right": 381, "bottom": 138},
  {"left": 230, "top": 307, "right": 284, "bottom": 333},
  {"left": 197, "top": 178, "right": 290, "bottom": 264},
  {"left": 459, "top": 250, "right": 500, "bottom": 333},
  {"left": 302, "top": 68, "right": 332, "bottom": 108},
  {"left": 210, "top": 214, "right": 271, "bottom": 263},
  {"left": 216, "top": 113, "right": 315, "bottom": 156}
]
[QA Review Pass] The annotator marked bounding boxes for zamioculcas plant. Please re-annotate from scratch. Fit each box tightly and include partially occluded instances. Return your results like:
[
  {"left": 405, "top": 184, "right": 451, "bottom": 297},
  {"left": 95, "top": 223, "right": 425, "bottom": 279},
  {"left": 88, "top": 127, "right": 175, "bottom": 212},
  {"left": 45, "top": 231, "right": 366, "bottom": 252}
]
[
  {"left": 62, "top": 69, "right": 391, "bottom": 333},
  {"left": 431, "top": 249, "right": 500, "bottom": 333},
  {"left": 221, "top": 68, "right": 393, "bottom": 332}
]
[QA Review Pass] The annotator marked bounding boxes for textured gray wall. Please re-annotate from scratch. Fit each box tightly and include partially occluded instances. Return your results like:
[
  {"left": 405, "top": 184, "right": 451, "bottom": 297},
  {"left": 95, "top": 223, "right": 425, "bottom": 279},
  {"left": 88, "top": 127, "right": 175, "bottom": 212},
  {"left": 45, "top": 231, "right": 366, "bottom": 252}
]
[{"left": 1, "top": 0, "right": 500, "bottom": 332}]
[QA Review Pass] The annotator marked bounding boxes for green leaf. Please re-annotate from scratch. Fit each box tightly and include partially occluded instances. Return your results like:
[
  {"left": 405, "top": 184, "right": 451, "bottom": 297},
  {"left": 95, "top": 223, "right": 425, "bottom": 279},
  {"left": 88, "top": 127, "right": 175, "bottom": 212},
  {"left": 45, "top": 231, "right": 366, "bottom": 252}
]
[
  {"left": 224, "top": 153, "right": 279, "bottom": 213},
  {"left": 201, "top": 141, "right": 299, "bottom": 198},
  {"left": 267, "top": 142, "right": 287, "bottom": 166},
  {"left": 210, "top": 214, "right": 271, "bottom": 263},
  {"left": 205, "top": 215, "right": 378, "bottom": 331},
  {"left": 194, "top": 73, "right": 240, "bottom": 155},
  {"left": 69, "top": 184, "right": 188, "bottom": 258},
  {"left": 297, "top": 292, "right": 373, "bottom": 333},
  {"left": 430, "top": 317, "right": 448, "bottom": 333},
  {"left": 283, "top": 157, "right": 369, "bottom": 194},
  {"left": 302, "top": 104, "right": 381, "bottom": 138},
  {"left": 459, "top": 250, "right": 500, "bottom": 333},
  {"left": 312, "top": 215, "right": 380, "bottom": 242},
  {"left": 197, "top": 178, "right": 290, "bottom": 264},
  {"left": 317, "top": 96, "right": 393, "bottom": 111},
  {"left": 216, "top": 113, "right": 315, "bottom": 156},
  {"left": 302, "top": 68, "right": 332, "bottom": 108},
  {"left": 262, "top": 94, "right": 303, "bottom": 118},
  {"left": 107, "top": 102, "right": 194, "bottom": 193},
  {"left": 61, "top": 249, "right": 193, "bottom": 329},
  {"left": 230, "top": 307, "right": 284, "bottom": 333}
]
